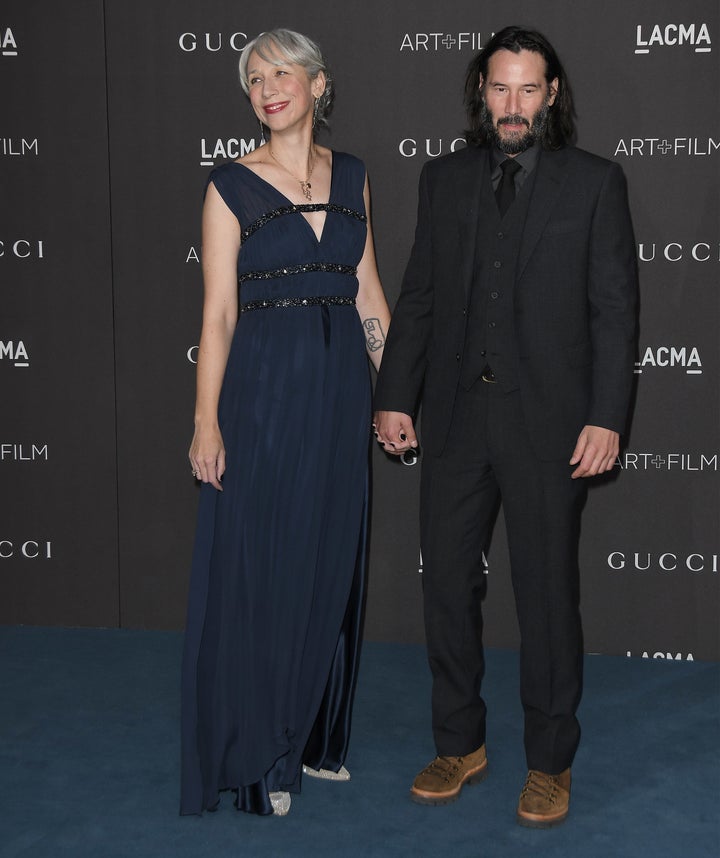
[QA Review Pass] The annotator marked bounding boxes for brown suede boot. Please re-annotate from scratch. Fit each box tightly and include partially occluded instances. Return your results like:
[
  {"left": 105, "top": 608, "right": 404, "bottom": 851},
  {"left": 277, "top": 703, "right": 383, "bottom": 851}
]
[
  {"left": 516, "top": 768, "right": 571, "bottom": 828},
  {"left": 410, "top": 745, "right": 488, "bottom": 805}
]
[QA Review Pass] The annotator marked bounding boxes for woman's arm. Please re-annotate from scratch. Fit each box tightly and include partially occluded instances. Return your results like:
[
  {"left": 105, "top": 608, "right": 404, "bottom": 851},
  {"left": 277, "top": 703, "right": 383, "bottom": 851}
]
[
  {"left": 355, "top": 176, "right": 391, "bottom": 373},
  {"left": 188, "top": 182, "right": 241, "bottom": 490}
]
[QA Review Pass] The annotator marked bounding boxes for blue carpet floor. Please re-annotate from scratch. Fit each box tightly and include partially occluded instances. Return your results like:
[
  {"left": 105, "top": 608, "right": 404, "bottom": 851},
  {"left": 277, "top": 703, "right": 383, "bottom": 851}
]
[{"left": 1, "top": 627, "right": 718, "bottom": 857}]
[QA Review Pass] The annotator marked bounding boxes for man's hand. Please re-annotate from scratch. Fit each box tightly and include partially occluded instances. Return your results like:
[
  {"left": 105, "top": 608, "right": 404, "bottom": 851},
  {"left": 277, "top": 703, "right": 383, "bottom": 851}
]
[
  {"left": 373, "top": 410, "right": 418, "bottom": 456},
  {"left": 569, "top": 425, "right": 619, "bottom": 478}
]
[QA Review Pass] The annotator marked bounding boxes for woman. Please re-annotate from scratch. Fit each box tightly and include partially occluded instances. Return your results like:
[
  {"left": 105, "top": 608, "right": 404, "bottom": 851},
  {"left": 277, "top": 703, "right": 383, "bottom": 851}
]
[{"left": 180, "top": 29, "right": 390, "bottom": 817}]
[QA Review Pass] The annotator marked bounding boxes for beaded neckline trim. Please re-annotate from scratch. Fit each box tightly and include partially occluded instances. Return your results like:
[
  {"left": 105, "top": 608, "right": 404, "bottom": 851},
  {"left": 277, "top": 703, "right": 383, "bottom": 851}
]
[{"left": 241, "top": 204, "right": 366, "bottom": 242}]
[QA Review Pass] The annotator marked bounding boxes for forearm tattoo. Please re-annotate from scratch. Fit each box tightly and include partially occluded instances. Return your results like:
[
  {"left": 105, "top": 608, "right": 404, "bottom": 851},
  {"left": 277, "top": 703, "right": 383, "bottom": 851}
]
[{"left": 362, "top": 318, "right": 386, "bottom": 352}]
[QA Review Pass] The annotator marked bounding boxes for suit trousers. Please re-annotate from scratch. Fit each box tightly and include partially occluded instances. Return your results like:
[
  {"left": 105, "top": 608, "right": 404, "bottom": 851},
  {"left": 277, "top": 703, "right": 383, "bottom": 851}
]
[{"left": 419, "top": 381, "right": 587, "bottom": 773}]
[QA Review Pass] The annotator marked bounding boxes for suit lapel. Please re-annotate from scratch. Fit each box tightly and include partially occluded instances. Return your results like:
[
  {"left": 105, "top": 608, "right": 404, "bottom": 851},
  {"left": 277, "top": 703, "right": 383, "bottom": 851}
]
[
  {"left": 517, "top": 148, "right": 570, "bottom": 280},
  {"left": 455, "top": 147, "right": 489, "bottom": 300}
]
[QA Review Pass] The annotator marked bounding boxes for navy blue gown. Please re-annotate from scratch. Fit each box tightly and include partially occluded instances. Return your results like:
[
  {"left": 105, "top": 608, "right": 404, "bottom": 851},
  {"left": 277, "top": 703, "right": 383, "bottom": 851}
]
[{"left": 181, "top": 152, "right": 371, "bottom": 816}]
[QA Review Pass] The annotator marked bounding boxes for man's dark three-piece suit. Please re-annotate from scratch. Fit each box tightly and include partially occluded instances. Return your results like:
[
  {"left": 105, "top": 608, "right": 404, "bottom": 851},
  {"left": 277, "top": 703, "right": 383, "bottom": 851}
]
[{"left": 374, "top": 143, "right": 637, "bottom": 774}]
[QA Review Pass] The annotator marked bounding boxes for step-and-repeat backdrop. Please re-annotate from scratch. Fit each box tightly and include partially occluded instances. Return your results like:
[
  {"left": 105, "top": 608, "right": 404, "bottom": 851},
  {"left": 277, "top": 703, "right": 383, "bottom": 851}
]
[{"left": 2, "top": 1, "right": 718, "bottom": 660}]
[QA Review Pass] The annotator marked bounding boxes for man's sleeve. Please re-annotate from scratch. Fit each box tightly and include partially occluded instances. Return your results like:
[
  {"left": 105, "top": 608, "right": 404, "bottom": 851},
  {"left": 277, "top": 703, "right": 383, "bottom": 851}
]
[
  {"left": 586, "top": 161, "right": 639, "bottom": 433},
  {"left": 374, "top": 164, "right": 435, "bottom": 416}
]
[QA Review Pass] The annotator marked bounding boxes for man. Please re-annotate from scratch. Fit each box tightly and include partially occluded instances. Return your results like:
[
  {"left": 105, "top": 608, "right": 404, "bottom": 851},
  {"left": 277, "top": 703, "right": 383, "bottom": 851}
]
[{"left": 374, "top": 26, "right": 637, "bottom": 828}]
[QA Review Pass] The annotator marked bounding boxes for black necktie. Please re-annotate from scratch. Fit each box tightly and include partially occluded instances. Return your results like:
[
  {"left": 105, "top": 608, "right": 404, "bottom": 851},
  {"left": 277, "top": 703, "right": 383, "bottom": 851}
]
[{"left": 495, "top": 158, "right": 522, "bottom": 217}]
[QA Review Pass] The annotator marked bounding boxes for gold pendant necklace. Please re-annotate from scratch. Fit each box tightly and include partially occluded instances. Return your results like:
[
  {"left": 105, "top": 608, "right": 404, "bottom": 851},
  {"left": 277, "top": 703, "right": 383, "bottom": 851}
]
[{"left": 268, "top": 146, "right": 315, "bottom": 201}]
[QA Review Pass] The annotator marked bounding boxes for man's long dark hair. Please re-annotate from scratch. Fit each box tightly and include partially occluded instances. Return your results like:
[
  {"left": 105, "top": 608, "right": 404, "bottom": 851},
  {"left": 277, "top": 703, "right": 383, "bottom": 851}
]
[{"left": 464, "top": 26, "right": 576, "bottom": 149}]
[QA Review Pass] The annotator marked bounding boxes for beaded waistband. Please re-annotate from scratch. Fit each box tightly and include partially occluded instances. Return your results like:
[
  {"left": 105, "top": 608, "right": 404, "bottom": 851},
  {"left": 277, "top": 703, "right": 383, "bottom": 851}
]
[
  {"left": 238, "top": 262, "right": 357, "bottom": 283},
  {"left": 241, "top": 296, "right": 357, "bottom": 313}
]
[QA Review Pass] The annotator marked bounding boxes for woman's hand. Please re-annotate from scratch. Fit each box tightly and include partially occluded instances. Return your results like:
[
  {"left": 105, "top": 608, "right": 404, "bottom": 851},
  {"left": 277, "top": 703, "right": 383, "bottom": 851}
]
[{"left": 189, "top": 425, "right": 226, "bottom": 491}]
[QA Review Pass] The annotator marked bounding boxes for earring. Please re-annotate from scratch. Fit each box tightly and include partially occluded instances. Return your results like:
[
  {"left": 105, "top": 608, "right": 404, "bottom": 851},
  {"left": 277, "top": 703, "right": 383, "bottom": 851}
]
[
  {"left": 258, "top": 118, "right": 266, "bottom": 146},
  {"left": 312, "top": 98, "right": 319, "bottom": 130}
]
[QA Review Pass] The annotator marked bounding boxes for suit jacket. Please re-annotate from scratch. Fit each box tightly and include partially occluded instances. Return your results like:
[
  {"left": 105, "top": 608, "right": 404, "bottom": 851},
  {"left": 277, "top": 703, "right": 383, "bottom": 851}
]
[{"left": 374, "top": 144, "right": 638, "bottom": 460}]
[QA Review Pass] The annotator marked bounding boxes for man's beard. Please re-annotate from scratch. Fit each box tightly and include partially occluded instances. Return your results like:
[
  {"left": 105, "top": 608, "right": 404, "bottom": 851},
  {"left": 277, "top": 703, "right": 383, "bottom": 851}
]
[{"left": 480, "top": 95, "right": 551, "bottom": 154}]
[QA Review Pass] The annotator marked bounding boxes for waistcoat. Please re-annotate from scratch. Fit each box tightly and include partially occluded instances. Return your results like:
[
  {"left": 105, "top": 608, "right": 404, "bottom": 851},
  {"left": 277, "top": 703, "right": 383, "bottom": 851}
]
[{"left": 459, "top": 164, "right": 538, "bottom": 392}]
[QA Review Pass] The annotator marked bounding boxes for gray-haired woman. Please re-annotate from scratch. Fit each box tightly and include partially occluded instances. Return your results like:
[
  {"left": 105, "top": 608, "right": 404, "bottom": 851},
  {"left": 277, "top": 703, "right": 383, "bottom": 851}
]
[{"left": 181, "top": 29, "right": 390, "bottom": 817}]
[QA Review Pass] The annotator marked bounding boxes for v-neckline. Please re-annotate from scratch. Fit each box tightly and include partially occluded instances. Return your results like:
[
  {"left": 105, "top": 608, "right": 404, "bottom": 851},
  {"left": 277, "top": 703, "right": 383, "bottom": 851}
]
[{"left": 232, "top": 152, "right": 335, "bottom": 245}]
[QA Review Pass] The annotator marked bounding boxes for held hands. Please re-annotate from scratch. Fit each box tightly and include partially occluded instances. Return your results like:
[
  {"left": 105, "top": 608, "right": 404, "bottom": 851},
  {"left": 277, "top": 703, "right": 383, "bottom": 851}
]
[
  {"left": 373, "top": 410, "right": 418, "bottom": 455},
  {"left": 189, "top": 426, "right": 226, "bottom": 491},
  {"left": 569, "top": 425, "right": 619, "bottom": 478}
]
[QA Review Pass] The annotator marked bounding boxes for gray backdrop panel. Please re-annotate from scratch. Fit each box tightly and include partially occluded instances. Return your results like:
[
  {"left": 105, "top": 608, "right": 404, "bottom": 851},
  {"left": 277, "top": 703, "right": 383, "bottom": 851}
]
[
  {"left": 1, "top": 0, "right": 119, "bottom": 625},
  {"left": 2, "top": 0, "right": 718, "bottom": 659}
]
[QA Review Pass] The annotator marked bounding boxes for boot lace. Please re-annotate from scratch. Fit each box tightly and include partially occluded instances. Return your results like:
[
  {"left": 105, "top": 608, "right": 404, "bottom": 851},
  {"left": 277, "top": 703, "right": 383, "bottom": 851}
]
[
  {"left": 422, "top": 755, "right": 466, "bottom": 784},
  {"left": 520, "top": 770, "right": 560, "bottom": 805}
]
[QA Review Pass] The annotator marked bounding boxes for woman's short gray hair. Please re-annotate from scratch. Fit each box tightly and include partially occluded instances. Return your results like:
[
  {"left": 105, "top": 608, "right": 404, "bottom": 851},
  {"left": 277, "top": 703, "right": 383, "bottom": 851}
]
[{"left": 239, "top": 29, "right": 333, "bottom": 130}]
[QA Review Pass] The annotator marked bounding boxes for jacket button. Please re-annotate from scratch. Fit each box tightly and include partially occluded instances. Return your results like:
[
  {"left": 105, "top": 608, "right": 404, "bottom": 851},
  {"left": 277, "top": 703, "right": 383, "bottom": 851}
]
[
  {"left": 490, "top": 291, "right": 499, "bottom": 299},
  {"left": 455, "top": 353, "right": 461, "bottom": 361},
  {"left": 493, "top": 260, "right": 501, "bottom": 268}
]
